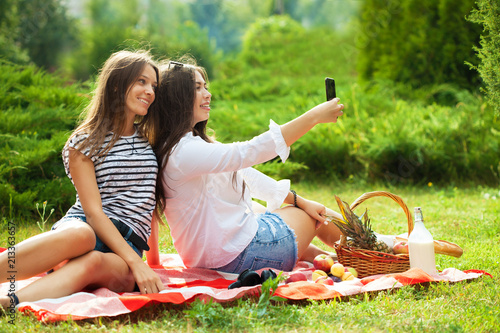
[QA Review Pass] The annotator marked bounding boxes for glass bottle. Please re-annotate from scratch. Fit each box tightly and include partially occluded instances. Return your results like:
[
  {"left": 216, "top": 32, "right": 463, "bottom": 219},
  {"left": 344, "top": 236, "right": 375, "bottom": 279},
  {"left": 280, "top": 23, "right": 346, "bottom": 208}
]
[{"left": 408, "top": 207, "right": 437, "bottom": 275}]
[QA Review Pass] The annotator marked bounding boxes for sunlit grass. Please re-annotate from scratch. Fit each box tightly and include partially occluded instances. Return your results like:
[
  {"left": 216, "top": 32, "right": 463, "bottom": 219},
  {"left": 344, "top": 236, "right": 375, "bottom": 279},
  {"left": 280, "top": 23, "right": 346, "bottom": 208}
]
[{"left": 1, "top": 182, "right": 499, "bottom": 332}]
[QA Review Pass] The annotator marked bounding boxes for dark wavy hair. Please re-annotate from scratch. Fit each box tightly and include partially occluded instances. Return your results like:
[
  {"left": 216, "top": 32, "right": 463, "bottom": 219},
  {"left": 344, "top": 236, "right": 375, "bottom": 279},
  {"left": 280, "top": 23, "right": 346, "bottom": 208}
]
[{"left": 143, "top": 57, "right": 211, "bottom": 212}]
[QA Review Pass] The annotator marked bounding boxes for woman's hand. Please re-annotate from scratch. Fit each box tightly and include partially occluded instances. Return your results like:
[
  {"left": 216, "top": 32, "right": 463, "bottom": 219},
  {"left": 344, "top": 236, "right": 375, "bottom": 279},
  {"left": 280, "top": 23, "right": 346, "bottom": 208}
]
[
  {"left": 280, "top": 97, "right": 344, "bottom": 147},
  {"left": 308, "top": 97, "right": 344, "bottom": 124},
  {"left": 299, "top": 198, "right": 328, "bottom": 229},
  {"left": 129, "top": 259, "right": 165, "bottom": 294}
]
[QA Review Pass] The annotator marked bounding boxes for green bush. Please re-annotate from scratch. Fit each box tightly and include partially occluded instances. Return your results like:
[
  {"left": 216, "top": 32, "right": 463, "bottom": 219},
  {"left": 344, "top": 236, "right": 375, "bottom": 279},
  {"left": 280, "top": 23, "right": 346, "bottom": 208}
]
[
  {"left": 210, "top": 18, "right": 499, "bottom": 186},
  {"left": 0, "top": 61, "right": 85, "bottom": 219},
  {"left": 467, "top": 0, "right": 500, "bottom": 115},
  {"left": 1, "top": 14, "right": 500, "bottom": 223}
]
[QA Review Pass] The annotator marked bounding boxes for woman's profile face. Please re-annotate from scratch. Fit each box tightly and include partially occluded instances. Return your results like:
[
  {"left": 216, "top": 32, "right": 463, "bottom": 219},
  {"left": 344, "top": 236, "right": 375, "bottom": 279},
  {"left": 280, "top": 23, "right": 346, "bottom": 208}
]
[
  {"left": 124, "top": 64, "right": 157, "bottom": 121},
  {"left": 192, "top": 70, "right": 212, "bottom": 127}
]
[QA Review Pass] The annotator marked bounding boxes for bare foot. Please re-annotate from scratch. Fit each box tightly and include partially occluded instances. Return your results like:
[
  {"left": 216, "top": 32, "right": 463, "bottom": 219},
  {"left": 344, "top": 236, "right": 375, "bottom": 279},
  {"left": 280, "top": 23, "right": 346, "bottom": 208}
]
[{"left": 0, "top": 295, "right": 14, "bottom": 309}]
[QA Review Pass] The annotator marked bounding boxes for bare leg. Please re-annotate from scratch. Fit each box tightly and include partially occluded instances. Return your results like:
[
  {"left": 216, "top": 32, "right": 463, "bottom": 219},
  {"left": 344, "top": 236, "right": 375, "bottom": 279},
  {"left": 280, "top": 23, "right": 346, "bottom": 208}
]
[
  {"left": 314, "top": 207, "right": 343, "bottom": 247},
  {"left": 301, "top": 244, "right": 334, "bottom": 263},
  {"left": 274, "top": 206, "right": 318, "bottom": 260},
  {"left": 274, "top": 206, "right": 343, "bottom": 262},
  {"left": 0, "top": 250, "right": 135, "bottom": 307},
  {"left": 0, "top": 221, "right": 96, "bottom": 282}
]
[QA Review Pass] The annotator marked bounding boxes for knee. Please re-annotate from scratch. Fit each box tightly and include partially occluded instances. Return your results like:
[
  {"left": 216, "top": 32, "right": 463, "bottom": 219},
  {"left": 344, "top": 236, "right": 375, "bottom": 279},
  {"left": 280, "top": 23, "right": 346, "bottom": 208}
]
[
  {"left": 79, "top": 251, "right": 104, "bottom": 275},
  {"left": 55, "top": 223, "right": 96, "bottom": 252}
]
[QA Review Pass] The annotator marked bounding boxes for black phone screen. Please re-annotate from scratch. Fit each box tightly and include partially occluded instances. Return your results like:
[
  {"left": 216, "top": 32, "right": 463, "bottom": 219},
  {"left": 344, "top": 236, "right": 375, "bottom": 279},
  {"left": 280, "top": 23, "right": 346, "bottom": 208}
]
[{"left": 325, "top": 77, "right": 336, "bottom": 101}]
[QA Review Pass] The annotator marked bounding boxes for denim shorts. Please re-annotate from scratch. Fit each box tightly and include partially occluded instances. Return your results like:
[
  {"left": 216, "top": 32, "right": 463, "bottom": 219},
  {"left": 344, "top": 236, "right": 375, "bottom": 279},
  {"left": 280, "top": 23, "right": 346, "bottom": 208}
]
[
  {"left": 51, "top": 215, "right": 143, "bottom": 258},
  {"left": 215, "top": 212, "right": 298, "bottom": 274}
]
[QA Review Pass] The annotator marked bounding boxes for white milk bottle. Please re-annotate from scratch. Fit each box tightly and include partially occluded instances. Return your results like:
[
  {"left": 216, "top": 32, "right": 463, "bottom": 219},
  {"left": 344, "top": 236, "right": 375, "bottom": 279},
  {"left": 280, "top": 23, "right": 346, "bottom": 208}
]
[{"left": 408, "top": 207, "right": 437, "bottom": 275}]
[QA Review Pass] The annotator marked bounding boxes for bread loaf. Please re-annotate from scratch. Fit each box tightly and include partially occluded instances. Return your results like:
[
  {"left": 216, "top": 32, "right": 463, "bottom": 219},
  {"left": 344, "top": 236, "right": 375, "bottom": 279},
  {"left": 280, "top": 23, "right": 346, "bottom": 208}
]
[{"left": 395, "top": 236, "right": 463, "bottom": 258}]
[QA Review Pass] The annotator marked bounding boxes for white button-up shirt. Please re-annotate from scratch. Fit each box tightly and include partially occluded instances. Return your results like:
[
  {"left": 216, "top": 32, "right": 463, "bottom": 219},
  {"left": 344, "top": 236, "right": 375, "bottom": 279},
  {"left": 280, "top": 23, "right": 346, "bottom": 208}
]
[{"left": 163, "top": 120, "right": 291, "bottom": 268}]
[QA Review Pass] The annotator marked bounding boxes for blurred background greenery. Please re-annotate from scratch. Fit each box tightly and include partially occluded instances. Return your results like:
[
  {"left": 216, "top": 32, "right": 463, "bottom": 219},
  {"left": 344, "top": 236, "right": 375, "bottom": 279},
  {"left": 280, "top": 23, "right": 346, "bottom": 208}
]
[{"left": 1, "top": 0, "right": 499, "bottom": 220}]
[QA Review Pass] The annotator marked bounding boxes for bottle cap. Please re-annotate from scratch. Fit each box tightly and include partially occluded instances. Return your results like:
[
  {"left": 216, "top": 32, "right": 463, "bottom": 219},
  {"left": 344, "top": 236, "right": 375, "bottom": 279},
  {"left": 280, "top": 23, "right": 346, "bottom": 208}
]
[{"left": 414, "top": 207, "right": 423, "bottom": 221}]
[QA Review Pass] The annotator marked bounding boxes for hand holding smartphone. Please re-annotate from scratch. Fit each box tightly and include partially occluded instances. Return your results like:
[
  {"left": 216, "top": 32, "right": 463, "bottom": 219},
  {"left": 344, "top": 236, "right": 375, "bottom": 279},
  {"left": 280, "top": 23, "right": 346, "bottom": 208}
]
[{"left": 325, "top": 77, "right": 336, "bottom": 101}]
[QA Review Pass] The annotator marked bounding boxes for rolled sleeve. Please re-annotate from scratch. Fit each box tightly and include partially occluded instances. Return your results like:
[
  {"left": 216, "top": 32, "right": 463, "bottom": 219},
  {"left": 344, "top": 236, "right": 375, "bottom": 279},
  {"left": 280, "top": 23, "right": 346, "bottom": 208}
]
[
  {"left": 241, "top": 167, "right": 290, "bottom": 212},
  {"left": 269, "top": 120, "right": 290, "bottom": 162}
]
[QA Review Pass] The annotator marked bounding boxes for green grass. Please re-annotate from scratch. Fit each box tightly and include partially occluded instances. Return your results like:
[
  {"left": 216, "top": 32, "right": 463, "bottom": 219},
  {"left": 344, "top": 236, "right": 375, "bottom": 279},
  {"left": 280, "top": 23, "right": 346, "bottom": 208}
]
[{"left": 1, "top": 182, "right": 499, "bottom": 332}]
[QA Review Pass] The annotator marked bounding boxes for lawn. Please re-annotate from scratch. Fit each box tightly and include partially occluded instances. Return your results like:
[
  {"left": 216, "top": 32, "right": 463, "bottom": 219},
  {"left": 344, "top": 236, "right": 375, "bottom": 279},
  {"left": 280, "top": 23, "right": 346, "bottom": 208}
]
[{"left": 1, "top": 182, "right": 499, "bottom": 332}]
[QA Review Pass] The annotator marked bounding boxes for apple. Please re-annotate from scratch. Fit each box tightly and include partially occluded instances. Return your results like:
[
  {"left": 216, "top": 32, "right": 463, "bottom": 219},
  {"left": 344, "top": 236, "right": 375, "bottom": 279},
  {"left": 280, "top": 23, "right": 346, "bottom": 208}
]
[
  {"left": 393, "top": 241, "right": 409, "bottom": 254},
  {"left": 330, "top": 263, "right": 345, "bottom": 278},
  {"left": 313, "top": 254, "right": 334, "bottom": 273},
  {"left": 312, "top": 269, "right": 328, "bottom": 282},
  {"left": 315, "top": 275, "right": 334, "bottom": 285},
  {"left": 285, "top": 271, "right": 308, "bottom": 284},
  {"left": 341, "top": 271, "right": 355, "bottom": 281},
  {"left": 345, "top": 267, "right": 358, "bottom": 278}
]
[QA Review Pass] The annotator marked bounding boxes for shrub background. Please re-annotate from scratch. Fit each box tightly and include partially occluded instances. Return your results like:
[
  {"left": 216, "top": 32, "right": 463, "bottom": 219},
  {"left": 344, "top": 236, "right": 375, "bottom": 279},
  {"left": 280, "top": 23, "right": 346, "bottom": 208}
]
[{"left": 1, "top": 1, "right": 499, "bottom": 221}]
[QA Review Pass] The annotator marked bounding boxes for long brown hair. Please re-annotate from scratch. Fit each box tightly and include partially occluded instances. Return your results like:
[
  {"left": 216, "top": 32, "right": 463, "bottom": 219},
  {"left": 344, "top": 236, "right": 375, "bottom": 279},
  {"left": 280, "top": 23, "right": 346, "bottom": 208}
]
[{"left": 68, "top": 50, "right": 159, "bottom": 156}]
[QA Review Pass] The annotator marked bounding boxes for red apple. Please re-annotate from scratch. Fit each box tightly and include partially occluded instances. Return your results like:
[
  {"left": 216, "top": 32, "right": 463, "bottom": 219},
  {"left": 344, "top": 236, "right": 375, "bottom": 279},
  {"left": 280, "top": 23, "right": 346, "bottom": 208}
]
[
  {"left": 313, "top": 254, "right": 335, "bottom": 273},
  {"left": 315, "top": 275, "right": 334, "bottom": 285},
  {"left": 285, "top": 271, "right": 308, "bottom": 284},
  {"left": 393, "top": 241, "right": 409, "bottom": 254}
]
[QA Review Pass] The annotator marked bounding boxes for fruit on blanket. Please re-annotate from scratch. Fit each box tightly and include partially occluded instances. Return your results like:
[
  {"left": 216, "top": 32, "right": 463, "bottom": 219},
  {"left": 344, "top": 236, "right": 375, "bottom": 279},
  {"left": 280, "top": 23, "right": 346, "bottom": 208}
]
[
  {"left": 285, "top": 271, "right": 308, "bottom": 284},
  {"left": 312, "top": 269, "right": 328, "bottom": 282},
  {"left": 313, "top": 254, "right": 334, "bottom": 273},
  {"left": 330, "top": 276, "right": 342, "bottom": 283},
  {"left": 330, "top": 263, "right": 345, "bottom": 278},
  {"left": 341, "top": 271, "right": 355, "bottom": 281},
  {"left": 393, "top": 240, "right": 409, "bottom": 254},
  {"left": 346, "top": 267, "right": 358, "bottom": 278},
  {"left": 315, "top": 275, "right": 334, "bottom": 285},
  {"left": 328, "top": 196, "right": 391, "bottom": 253}
]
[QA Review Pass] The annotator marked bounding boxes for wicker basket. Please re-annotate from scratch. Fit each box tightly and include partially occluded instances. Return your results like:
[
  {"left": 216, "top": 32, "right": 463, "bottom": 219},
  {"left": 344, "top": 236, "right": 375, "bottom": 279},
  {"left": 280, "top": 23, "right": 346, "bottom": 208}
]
[{"left": 333, "top": 191, "right": 414, "bottom": 278}]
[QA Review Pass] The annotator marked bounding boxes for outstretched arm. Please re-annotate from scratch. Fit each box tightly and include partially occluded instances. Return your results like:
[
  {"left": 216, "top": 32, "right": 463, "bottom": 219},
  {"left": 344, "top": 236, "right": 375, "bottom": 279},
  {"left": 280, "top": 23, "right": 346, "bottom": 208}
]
[{"left": 280, "top": 97, "right": 344, "bottom": 146}]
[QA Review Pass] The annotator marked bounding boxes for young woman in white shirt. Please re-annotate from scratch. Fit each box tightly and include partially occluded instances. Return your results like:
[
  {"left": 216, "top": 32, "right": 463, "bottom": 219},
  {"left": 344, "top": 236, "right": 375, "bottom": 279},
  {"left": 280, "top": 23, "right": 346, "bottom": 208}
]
[{"left": 146, "top": 60, "right": 345, "bottom": 274}]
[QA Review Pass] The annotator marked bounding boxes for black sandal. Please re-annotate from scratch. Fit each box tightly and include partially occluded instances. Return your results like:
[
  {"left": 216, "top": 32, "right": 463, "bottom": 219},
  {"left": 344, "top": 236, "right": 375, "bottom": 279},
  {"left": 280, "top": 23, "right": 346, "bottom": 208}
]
[
  {"left": 9, "top": 293, "right": 19, "bottom": 307},
  {"left": 228, "top": 268, "right": 277, "bottom": 289}
]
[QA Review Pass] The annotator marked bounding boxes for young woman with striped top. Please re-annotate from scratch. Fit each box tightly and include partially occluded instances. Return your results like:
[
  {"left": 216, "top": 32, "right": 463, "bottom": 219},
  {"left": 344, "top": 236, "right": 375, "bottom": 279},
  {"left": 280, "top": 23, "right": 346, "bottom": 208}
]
[{"left": 0, "top": 50, "right": 164, "bottom": 309}]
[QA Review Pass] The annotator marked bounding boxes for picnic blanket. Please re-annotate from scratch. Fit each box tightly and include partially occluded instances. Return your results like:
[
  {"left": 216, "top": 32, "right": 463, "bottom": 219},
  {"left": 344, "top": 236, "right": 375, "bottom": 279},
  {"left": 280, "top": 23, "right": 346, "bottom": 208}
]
[{"left": 1, "top": 251, "right": 490, "bottom": 323}]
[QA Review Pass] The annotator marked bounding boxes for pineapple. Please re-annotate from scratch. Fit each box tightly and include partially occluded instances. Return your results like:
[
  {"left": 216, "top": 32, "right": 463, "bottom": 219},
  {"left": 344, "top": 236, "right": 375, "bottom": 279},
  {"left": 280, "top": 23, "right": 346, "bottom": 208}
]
[{"left": 326, "top": 195, "right": 391, "bottom": 253}]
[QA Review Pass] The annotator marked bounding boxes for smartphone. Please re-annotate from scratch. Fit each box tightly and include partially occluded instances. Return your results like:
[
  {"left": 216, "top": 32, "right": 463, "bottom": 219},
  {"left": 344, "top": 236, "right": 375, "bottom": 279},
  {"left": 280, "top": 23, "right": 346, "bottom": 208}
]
[{"left": 325, "top": 77, "right": 336, "bottom": 101}]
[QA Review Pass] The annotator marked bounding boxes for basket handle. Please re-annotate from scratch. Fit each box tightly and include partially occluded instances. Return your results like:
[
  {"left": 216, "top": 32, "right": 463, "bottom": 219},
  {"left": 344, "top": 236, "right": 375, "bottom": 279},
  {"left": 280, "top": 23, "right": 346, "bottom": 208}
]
[{"left": 349, "top": 191, "right": 414, "bottom": 235}]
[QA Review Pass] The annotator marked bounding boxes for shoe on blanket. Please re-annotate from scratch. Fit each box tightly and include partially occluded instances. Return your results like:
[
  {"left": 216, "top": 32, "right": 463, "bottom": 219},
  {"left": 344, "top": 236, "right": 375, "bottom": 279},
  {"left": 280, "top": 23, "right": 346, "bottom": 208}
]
[
  {"left": 260, "top": 269, "right": 277, "bottom": 283},
  {"left": 228, "top": 269, "right": 261, "bottom": 289},
  {"left": 228, "top": 269, "right": 277, "bottom": 289}
]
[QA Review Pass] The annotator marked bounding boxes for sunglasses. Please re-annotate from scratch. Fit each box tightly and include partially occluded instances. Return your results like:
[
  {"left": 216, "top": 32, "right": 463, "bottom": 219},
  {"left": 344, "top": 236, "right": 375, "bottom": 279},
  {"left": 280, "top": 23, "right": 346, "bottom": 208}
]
[{"left": 168, "top": 61, "right": 184, "bottom": 70}]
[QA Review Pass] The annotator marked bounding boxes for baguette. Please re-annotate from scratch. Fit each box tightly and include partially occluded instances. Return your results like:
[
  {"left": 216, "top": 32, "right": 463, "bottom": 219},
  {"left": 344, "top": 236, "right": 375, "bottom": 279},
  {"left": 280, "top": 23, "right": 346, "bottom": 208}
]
[{"left": 395, "top": 236, "right": 463, "bottom": 258}]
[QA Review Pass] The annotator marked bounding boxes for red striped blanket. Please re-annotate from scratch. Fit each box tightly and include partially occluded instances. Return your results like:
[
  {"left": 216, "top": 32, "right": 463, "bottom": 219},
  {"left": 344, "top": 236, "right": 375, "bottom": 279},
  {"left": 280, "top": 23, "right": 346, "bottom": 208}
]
[{"left": 1, "top": 252, "right": 489, "bottom": 323}]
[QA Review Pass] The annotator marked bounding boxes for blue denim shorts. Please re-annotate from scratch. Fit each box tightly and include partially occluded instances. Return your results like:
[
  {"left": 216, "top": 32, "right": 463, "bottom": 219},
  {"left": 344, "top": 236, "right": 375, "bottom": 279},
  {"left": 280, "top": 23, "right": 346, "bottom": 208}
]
[
  {"left": 215, "top": 212, "right": 298, "bottom": 274},
  {"left": 52, "top": 215, "right": 143, "bottom": 258}
]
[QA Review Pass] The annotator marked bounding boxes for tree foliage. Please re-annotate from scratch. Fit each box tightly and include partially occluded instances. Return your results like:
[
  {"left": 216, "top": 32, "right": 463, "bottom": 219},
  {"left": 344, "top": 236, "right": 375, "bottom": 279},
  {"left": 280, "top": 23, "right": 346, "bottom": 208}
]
[
  {"left": 0, "top": 0, "right": 30, "bottom": 64},
  {"left": 467, "top": 0, "right": 500, "bottom": 115},
  {"left": 356, "top": 0, "right": 482, "bottom": 91},
  {"left": 0, "top": 0, "right": 76, "bottom": 69},
  {"left": 16, "top": 0, "right": 77, "bottom": 70}
]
